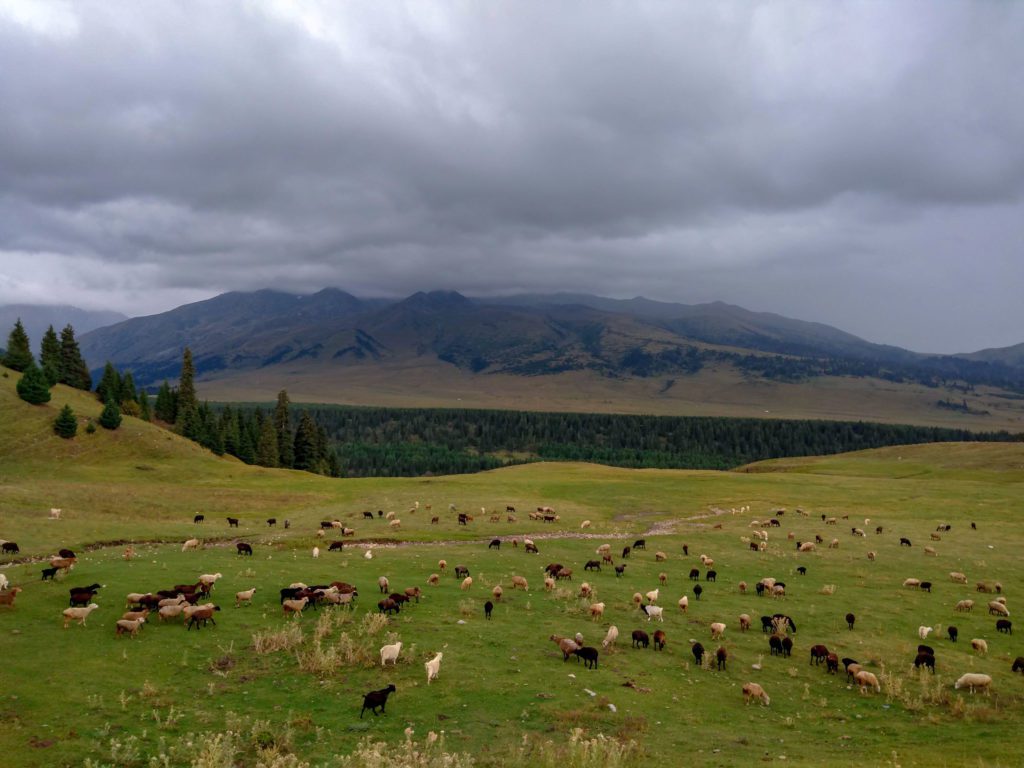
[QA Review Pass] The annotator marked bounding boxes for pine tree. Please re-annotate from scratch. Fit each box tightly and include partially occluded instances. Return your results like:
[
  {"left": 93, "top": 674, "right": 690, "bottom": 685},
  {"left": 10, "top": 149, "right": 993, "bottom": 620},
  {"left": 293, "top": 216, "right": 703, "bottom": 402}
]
[
  {"left": 120, "top": 371, "right": 138, "bottom": 407},
  {"left": 53, "top": 404, "right": 77, "bottom": 438},
  {"left": 16, "top": 360, "right": 51, "bottom": 404},
  {"left": 177, "top": 347, "right": 197, "bottom": 417},
  {"left": 3, "top": 319, "right": 34, "bottom": 371},
  {"left": 221, "top": 406, "right": 240, "bottom": 457},
  {"left": 40, "top": 325, "right": 61, "bottom": 386},
  {"left": 273, "top": 390, "right": 294, "bottom": 468},
  {"left": 256, "top": 418, "right": 279, "bottom": 467},
  {"left": 178, "top": 404, "right": 202, "bottom": 441},
  {"left": 138, "top": 391, "right": 151, "bottom": 421},
  {"left": 96, "top": 362, "right": 122, "bottom": 404},
  {"left": 99, "top": 395, "right": 122, "bottom": 429},
  {"left": 293, "top": 411, "right": 320, "bottom": 472},
  {"left": 154, "top": 381, "right": 176, "bottom": 422},
  {"left": 237, "top": 421, "right": 256, "bottom": 464},
  {"left": 58, "top": 325, "right": 92, "bottom": 390}
]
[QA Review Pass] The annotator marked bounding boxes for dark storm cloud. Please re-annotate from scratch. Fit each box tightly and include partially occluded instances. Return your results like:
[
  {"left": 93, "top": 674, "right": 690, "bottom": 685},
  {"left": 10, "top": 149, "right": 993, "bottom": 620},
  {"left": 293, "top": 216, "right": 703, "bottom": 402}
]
[{"left": 1, "top": 1, "right": 1023, "bottom": 351}]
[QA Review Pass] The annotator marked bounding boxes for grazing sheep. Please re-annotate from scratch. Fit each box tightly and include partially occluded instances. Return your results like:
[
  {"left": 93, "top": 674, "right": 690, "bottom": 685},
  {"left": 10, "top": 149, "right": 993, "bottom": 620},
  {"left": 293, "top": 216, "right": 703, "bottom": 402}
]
[
  {"left": 738, "top": 581, "right": 747, "bottom": 594},
  {"left": 492, "top": 585, "right": 503, "bottom": 601},
  {"left": 678, "top": 596, "right": 689, "bottom": 613},
  {"left": 1012, "top": 657, "right": 1024, "bottom": 673},
  {"left": 428, "top": 574, "right": 440, "bottom": 586},
  {"left": 769, "top": 634, "right": 783, "bottom": 656},
  {"left": 235, "top": 588, "right": 256, "bottom": 607},
  {"left": 0, "top": 574, "right": 8, "bottom": 591},
  {"left": 954, "top": 673, "right": 992, "bottom": 693},
  {"left": 971, "top": 638, "right": 988, "bottom": 655},
  {"left": 455, "top": 565, "right": 471, "bottom": 579},
  {"left": 655, "top": 551, "right": 668, "bottom": 562},
  {"left": 380, "top": 641, "right": 403, "bottom": 666},
  {"left": 920, "top": 581, "right": 932, "bottom": 593},
  {"left": 425, "top": 652, "right": 444, "bottom": 684},
  {"left": 631, "top": 630, "right": 650, "bottom": 649},
  {"left": 919, "top": 626, "right": 933, "bottom": 640},
  {"left": 742, "top": 682, "right": 770, "bottom": 706},
  {"left": 653, "top": 630, "right": 667, "bottom": 651},
  {"left": 854, "top": 670, "right": 881, "bottom": 693},
  {"left": 646, "top": 589, "right": 660, "bottom": 604},
  {"left": 438, "top": 560, "right": 447, "bottom": 572},
  {"left": 867, "top": 551, "right": 876, "bottom": 561},
  {"left": 0, "top": 587, "right": 24, "bottom": 608},
  {"left": 810, "top": 644, "right": 830, "bottom": 665},
  {"left": 924, "top": 546, "right": 937, "bottom": 557},
  {"left": 360, "top": 684, "right": 397, "bottom": 718},
  {"left": 283, "top": 597, "right": 309, "bottom": 617},
  {"left": 312, "top": 546, "right": 320, "bottom": 558},
  {"left": 579, "top": 583, "right": 593, "bottom": 599},
  {"left": 404, "top": 586, "right": 422, "bottom": 603},
  {"left": 948, "top": 626, "right": 959, "bottom": 642},
  {"left": 181, "top": 538, "right": 200, "bottom": 552},
  {"left": 615, "top": 564, "right": 627, "bottom": 577},
  {"left": 511, "top": 576, "right": 528, "bottom": 591},
  {"left": 378, "top": 576, "right": 390, "bottom": 594},
  {"left": 798, "top": 542, "right": 816, "bottom": 552},
  {"left": 236, "top": 542, "right": 253, "bottom": 556},
  {"left": 62, "top": 603, "right": 99, "bottom": 628},
  {"left": 904, "top": 578, "right": 921, "bottom": 589},
  {"left": 955, "top": 599, "right": 975, "bottom": 612},
  {"left": 589, "top": 602, "right": 606, "bottom": 620},
  {"left": 997, "top": 619, "right": 1012, "bottom": 634},
  {"left": 460, "top": 577, "right": 473, "bottom": 591},
  {"left": 846, "top": 613, "right": 855, "bottom": 630},
  {"left": 710, "top": 622, "right": 726, "bottom": 640},
  {"left": 484, "top": 600, "right": 493, "bottom": 619},
  {"left": 693, "top": 585, "right": 703, "bottom": 600},
  {"left": 580, "top": 520, "right": 591, "bottom": 529},
  {"left": 573, "top": 646, "right": 599, "bottom": 669},
  {"left": 198, "top": 573, "right": 223, "bottom": 590},
  {"left": 900, "top": 537, "right": 912, "bottom": 547},
  {"left": 544, "top": 577, "right": 555, "bottom": 591},
  {"left": 642, "top": 605, "right": 664, "bottom": 622},
  {"left": 988, "top": 601, "right": 1010, "bottom": 617},
  {"left": 115, "top": 617, "right": 146, "bottom": 638},
  {"left": 602, "top": 625, "right": 619, "bottom": 648},
  {"left": 691, "top": 642, "right": 705, "bottom": 666}
]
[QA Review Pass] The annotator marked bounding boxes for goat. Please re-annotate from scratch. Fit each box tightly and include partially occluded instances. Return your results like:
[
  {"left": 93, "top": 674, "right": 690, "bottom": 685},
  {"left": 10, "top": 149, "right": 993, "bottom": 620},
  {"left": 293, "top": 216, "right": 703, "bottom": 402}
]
[{"left": 360, "top": 684, "right": 396, "bottom": 718}]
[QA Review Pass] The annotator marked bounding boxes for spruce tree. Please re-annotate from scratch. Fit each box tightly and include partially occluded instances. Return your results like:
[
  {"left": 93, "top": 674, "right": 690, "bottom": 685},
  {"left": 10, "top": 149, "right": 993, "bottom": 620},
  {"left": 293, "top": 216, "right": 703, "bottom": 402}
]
[
  {"left": 237, "top": 422, "right": 256, "bottom": 464},
  {"left": 177, "top": 347, "right": 197, "bottom": 417},
  {"left": 96, "top": 362, "right": 122, "bottom": 404},
  {"left": 293, "top": 411, "right": 320, "bottom": 472},
  {"left": 58, "top": 325, "right": 92, "bottom": 390},
  {"left": 40, "top": 325, "right": 61, "bottom": 386},
  {"left": 221, "top": 406, "right": 240, "bottom": 457},
  {"left": 3, "top": 319, "right": 34, "bottom": 371},
  {"left": 256, "top": 418, "right": 280, "bottom": 467},
  {"left": 138, "top": 391, "right": 152, "bottom": 421},
  {"left": 178, "top": 404, "right": 202, "bottom": 441},
  {"left": 274, "top": 389, "right": 293, "bottom": 468},
  {"left": 120, "top": 371, "right": 138, "bottom": 407},
  {"left": 53, "top": 404, "right": 77, "bottom": 438},
  {"left": 16, "top": 360, "right": 51, "bottom": 404},
  {"left": 99, "top": 395, "right": 122, "bottom": 429},
  {"left": 154, "top": 381, "right": 176, "bottom": 422}
]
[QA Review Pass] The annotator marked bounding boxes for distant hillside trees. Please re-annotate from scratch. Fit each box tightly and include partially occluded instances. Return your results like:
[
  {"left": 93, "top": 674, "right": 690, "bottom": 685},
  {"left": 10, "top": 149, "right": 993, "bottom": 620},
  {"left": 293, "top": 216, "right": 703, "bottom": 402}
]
[
  {"left": 58, "top": 324, "right": 92, "bottom": 390},
  {"left": 16, "top": 360, "right": 51, "bottom": 405},
  {"left": 53, "top": 404, "right": 78, "bottom": 438},
  {"left": 274, "top": 389, "right": 294, "bottom": 468},
  {"left": 40, "top": 326, "right": 61, "bottom": 386},
  {"left": 3, "top": 319, "right": 34, "bottom": 371},
  {"left": 99, "top": 395, "right": 122, "bottom": 430}
]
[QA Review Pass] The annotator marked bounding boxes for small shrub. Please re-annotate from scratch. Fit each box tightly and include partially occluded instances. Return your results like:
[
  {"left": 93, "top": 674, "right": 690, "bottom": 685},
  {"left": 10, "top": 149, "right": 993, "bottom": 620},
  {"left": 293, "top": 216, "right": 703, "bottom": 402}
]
[
  {"left": 53, "top": 404, "right": 77, "bottom": 438},
  {"left": 86, "top": 420, "right": 97, "bottom": 434},
  {"left": 100, "top": 396, "right": 123, "bottom": 430}
]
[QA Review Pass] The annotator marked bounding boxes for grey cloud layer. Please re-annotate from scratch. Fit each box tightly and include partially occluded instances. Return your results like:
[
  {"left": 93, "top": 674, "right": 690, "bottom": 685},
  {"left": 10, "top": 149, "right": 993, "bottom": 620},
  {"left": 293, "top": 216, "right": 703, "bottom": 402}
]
[{"left": 1, "top": 1, "right": 1022, "bottom": 352}]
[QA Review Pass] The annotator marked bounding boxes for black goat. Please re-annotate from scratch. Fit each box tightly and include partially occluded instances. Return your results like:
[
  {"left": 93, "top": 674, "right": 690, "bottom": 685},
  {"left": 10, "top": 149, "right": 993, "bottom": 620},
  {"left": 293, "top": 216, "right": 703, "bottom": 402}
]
[{"left": 360, "top": 684, "right": 397, "bottom": 718}]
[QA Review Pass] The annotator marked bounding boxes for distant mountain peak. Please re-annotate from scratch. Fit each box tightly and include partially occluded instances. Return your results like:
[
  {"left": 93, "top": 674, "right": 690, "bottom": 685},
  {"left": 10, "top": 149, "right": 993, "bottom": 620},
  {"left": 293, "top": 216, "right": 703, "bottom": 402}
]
[{"left": 398, "top": 290, "right": 472, "bottom": 310}]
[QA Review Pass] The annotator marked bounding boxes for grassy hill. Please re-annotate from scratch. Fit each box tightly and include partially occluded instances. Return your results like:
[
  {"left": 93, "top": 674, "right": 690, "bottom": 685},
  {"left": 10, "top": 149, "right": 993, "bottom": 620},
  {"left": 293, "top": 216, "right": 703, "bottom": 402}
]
[{"left": 3, "top": 370, "right": 1024, "bottom": 767}]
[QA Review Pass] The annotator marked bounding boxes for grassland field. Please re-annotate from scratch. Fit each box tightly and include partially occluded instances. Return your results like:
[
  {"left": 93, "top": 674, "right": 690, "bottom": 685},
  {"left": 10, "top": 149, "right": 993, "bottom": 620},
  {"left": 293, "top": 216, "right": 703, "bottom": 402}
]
[{"left": 2, "top": 371, "right": 1024, "bottom": 767}]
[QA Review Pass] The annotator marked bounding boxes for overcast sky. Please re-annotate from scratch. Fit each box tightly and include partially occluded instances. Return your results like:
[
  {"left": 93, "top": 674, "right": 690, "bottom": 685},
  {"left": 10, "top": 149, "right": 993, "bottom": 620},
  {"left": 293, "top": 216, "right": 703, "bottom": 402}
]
[{"left": 1, "top": 1, "right": 1022, "bottom": 353}]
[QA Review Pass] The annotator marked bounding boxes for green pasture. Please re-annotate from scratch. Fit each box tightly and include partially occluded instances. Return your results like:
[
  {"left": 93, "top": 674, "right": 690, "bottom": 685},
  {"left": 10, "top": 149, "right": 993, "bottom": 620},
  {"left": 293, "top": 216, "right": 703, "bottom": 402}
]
[{"left": 2, "top": 372, "right": 1024, "bottom": 767}]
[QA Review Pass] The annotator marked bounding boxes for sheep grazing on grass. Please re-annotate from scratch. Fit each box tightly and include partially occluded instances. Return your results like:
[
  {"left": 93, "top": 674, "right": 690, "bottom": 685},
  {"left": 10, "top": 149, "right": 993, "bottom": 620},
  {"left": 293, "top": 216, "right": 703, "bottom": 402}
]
[
  {"left": 360, "top": 684, "right": 397, "bottom": 718},
  {"left": 855, "top": 670, "right": 881, "bottom": 694},
  {"left": 511, "top": 576, "right": 528, "bottom": 591},
  {"left": 484, "top": 601, "right": 493, "bottom": 620},
  {"left": 631, "top": 630, "right": 650, "bottom": 649},
  {"left": 742, "top": 682, "right": 770, "bottom": 706},
  {"left": 578, "top": 583, "right": 593, "bottom": 599},
  {"left": 62, "top": 603, "right": 99, "bottom": 628},
  {"left": 955, "top": 673, "right": 992, "bottom": 693},
  {"left": 283, "top": 597, "right": 309, "bottom": 617},
  {"left": 198, "top": 573, "right": 223, "bottom": 590},
  {"left": 438, "top": 560, "right": 447, "bottom": 572},
  {"left": 1012, "top": 657, "right": 1024, "bottom": 673},
  {"left": 846, "top": 613, "right": 856, "bottom": 630},
  {"left": 691, "top": 642, "right": 705, "bottom": 666},
  {"left": 798, "top": 542, "right": 816, "bottom": 552},
  {"left": 641, "top": 604, "right": 664, "bottom": 622},
  {"left": 655, "top": 551, "right": 668, "bottom": 562},
  {"left": 425, "top": 652, "right": 443, "bottom": 683},
  {"left": 121, "top": 608, "right": 150, "bottom": 623},
  {"left": 378, "top": 576, "right": 390, "bottom": 594},
  {"left": 738, "top": 581, "right": 747, "bottom": 594},
  {"left": 989, "top": 601, "right": 1010, "bottom": 617},
  {"left": 573, "top": 646, "right": 599, "bottom": 669},
  {"left": 997, "top": 619, "right": 1012, "bottom": 634},
  {"left": 948, "top": 626, "right": 959, "bottom": 642},
  {"left": 589, "top": 602, "right": 606, "bottom": 620},
  {"left": 867, "top": 551, "right": 876, "bottom": 561},
  {"left": 427, "top": 574, "right": 440, "bottom": 586},
  {"left": 658, "top": 572, "right": 668, "bottom": 585},
  {"left": 551, "top": 635, "right": 579, "bottom": 660},
  {"left": 914, "top": 651, "right": 936, "bottom": 673},
  {"left": 181, "top": 538, "right": 200, "bottom": 552},
  {"left": 955, "top": 599, "right": 975, "bottom": 613},
  {"left": 950, "top": 571, "right": 968, "bottom": 584},
  {"left": 615, "top": 565, "right": 626, "bottom": 577},
  {"left": 918, "top": 626, "right": 933, "bottom": 640},
  {"left": 580, "top": 520, "right": 591, "bottom": 529},
  {"left": 0, "top": 587, "right": 24, "bottom": 608},
  {"left": 678, "top": 596, "right": 688, "bottom": 613},
  {"left": 810, "top": 644, "right": 830, "bottom": 665},
  {"left": 653, "top": 630, "right": 667, "bottom": 651},
  {"left": 693, "top": 585, "right": 703, "bottom": 600},
  {"left": 971, "top": 638, "right": 988, "bottom": 655},
  {"left": 460, "top": 577, "right": 473, "bottom": 591},
  {"left": 380, "top": 641, "right": 403, "bottom": 666},
  {"left": 924, "top": 546, "right": 937, "bottom": 557},
  {"left": 645, "top": 589, "right": 659, "bottom": 604},
  {"left": 632, "top": 592, "right": 644, "bottom": 607},
  {"left": 739, "top": 614, "right": 751, "bottom": 631},
  {"left": 602, "top": 625, "right": 619, "bottom": 648},
  {"left": 404, "top": 587, "right": 422, "bottom": 603},
  {"left": 716, "top": 646, "right": 728, "bottom": 670},
  {"left": 710, "top": 622, "right": 726, "bottom": 640},
  {"left": 492, "top": 585, "right": 503, "bottom": 601},
  {"left": 544, "top": 577, "right": 555, "bottom": 592},
  {"left": 903, "top": 578, "right": 921, "bottom": 589},
  {"left": 115, "top": 617, "right": 146, "bottom": 638}
]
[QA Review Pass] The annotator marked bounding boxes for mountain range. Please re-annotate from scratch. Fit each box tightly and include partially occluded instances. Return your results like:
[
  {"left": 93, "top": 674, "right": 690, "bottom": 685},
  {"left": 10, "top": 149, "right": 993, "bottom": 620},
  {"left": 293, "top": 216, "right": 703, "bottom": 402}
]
[{"left": 0, "top": 304, "right": 126, "bottom": 352}]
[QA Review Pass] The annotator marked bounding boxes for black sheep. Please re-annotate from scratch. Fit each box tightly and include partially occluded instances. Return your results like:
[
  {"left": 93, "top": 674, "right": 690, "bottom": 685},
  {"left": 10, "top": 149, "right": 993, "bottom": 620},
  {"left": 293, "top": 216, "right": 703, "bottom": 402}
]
[
  {"left": 796, "top": 566, "right": 806, "bottom": 576},
  {"left": 948, "top": 626, "right": 958, "bottom": 642},
  {"left": 1013, "top": 657, "right": 1024, "bottom": 673},
  {"left": 845, "top": 612, "right": 855, "bottom": 630},
  {"left": 632, "top": 630, "right": 649, "bottom": 649},
  {"left": 615, "top": 564, "right": 626, "bottom": 577},
  {"left": 769, "top": 635, "right": 783, "bottom": 656},
  {"left": 633, "top": 539, "right": 646, "bottom": 550},
  {"left": 236, "top": 542, "right": 253, "bottom": 556},
  {"left": 574, "top": 646, "right": 599, "bottom": 669},
  {"left": 705, "top": 570, "right": 717, "bottom": 582},
  {"left": 997, "top": 619, "right": 1013, "bottom": 634},
  {"left": 488, "top": 539, "right": 501, "bottom": 550},
  {"left": 781, "top": 637, "right": 793, "bottom": 657},
  {"left": 691, "top": 642, "right": 705, "bottom": 665},
  {"left": 266, "top": 518, "right": 276, "bottom": 527},
  {"left": 193, "top": 514, "right": 204, "bottom": 524},
  {"left": 914, "top": 652, "right": 936, "bottom": 673},
  {"left": 716, "top": 646, "right": 727, "bottom": 670},
  {"left": 360, "top": 684, "right": 397, "bottom": 718},
  {"left": 58, "top": 548, "right": 75, "bottom": 558},
  {"left": 41, "top": 567, "right": 58, "bottom": 581},
  {"left": 761, "top": 615, "right": 774, "bottom": 633},
  {"left": 689, "top": 568, "right": 700, "bottom": 581},
  {"left": 693, "top": 585, "right": 703, "bottom": 600},
  {"left": 484, "top": 600, "right": 493, "bottom": 620}
]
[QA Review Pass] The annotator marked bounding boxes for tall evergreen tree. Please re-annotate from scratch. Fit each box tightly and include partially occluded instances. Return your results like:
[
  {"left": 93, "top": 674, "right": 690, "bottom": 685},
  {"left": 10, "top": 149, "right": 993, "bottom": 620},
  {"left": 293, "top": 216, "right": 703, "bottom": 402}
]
[
  {"left": 293, "top": 411, "right": 320, "bottom": 472},
  {"left": 40, "top": 325, "right": 61, "bottom": 386},
  {"left": 16, "top": 360, "right": 51, "bottom": 404},
  {"left": 3, "top": 319, "right": 33, "bottom": 371},
  {"left": 221, "top": 406, "right": 240, "bottom": 457},
  {"left": 53, "top": 404, "right": 78, "bottom": 438},
  {"left": 95, "top": 362, "right": 122, "bottom": 404},
  {"left": 99, "top": 395, "right": 122, "bottom": 429},
  {"left": 58, "top": 324, "right": 92, "bottom": 390},
  {"left": 236, "top": 421, "right": 256, "bottom": 464},
  {"left": 178, "top": 403, "right": 202, "bottom": 441},
  {"left": 154, "top": 381, "right": 176, "bottom": 423},
  {"left": 256, "top": 418, "right": 279, "bottom": 467},
  {"left": 120, "top": 371, "right": 138, "bottom": 406},
  {"left": 177, "top": 347, "right": 197, "bottom": 418},
  {"left": 274, "top": 389, "right": 294, "bottom": 468}
]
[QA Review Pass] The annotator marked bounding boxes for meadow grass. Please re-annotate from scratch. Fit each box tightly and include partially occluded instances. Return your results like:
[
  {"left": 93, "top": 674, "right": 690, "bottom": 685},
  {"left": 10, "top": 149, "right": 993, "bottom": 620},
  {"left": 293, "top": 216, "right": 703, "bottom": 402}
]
[{"left": 2, "top": 372, "right": 1024, "bottom": 767}]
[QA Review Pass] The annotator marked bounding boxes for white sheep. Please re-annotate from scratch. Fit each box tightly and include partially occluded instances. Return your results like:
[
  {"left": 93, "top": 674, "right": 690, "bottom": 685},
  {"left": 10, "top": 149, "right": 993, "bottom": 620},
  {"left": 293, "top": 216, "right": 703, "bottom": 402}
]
[
  {"left": 425, "top": 651, "right": 443, "bottom": 683},
  {"left": 115, "top": 617, "right": 145, "bottom": 638},
  {"left": 378, "top": 576, "right": 390, "bottom": 593},
  {"left": 380, "top": 641, "right": 403, "bottom": 666},
  {"left": 904, "top": 578, "right": 921, "bottom": 589},
  {"left": 580, "top": 520, "right": 591, "bottom": 529},
  {"left": 918, "top": 626, "right": 933, "bottom": 640},
  {"left": 364, "top": 550, "right": 373, "bottom": 560},
  {"left": 602, "top": 625, "right": 619, "bottom": 648},
  {"left": 595, "top": 544, "right": 611, "bottom": 555},
  {"left": 988, "top": 601, "right": 1010, "bottom": 617},
  {"left": 283, "top": 597, "right": 309, "bottom": 617},
  {"left": 867, "top": 551, "right": 876, "bottom": 561},
  {"left": 642, "top": 605, "right": 664, "bottom": 622},
  {"left": 389, "top": 519, "right": 401, "bottom": 529},
  {"left": 924, "top": 545, "right": 937, "bottom": 557},
  {"left": 49, "top": 508, "right": 61, "bottom": 520},
  {"left": 0, "top": 573, "right": 8, "bottom": 591},
  {"left": 971, "top": 638, "right": 988, "bottom": 655},
  {"left": 158, "top": 602, "right": 189, "bottom": 622},
  {"left": 511, "top": 575, "right": 528, "bottom": 591},
  {"left": 158, "top": 595, "right": 187, "bottom": 608},
  {"left": 710, "top": 622, "right": 726, "bottom": 640},
  {"left": 655, "top": 551, "right": 668, "bottom": 562},
  {"left": 955, "top": 673, "right": 992, "bottom": 693},
  {"left": 427, "top": 574, "right": 440, "bottom": 586},
  {"left": 235, "top": 588, "right": 256, "bottom": 607},
  {"left": 955, "top": 599, "right": 975, "bottom": 612},
  {"left": 854, "top": 670, "right": 881, "bottom": 693},
  {"left": 645, "top": 588, "right": 659, "bottom": 604},
  {"left": 678, "top": 596, "right": 688, "bottom": 613},
  {"left": 438, "top": 559, "right": 447, "bottom": 571},
  {"left": 181, "top": 538, "right": 200, "bottom": 552},
  {"left": 798, "top": 542, "right": 816, "bottom": 552},
  {"left": 544, "top": 577, "right": 555, "bottom": 591},
  {"left": 739, "top": 614, "right": 751, "bottom": 631},
  {"left": 742, "top": 682, "right": 770, "bottom": 706},
  {"left": 62, "top": 603, "right": 99, "bottom": 628},
  {"left": 125, "top": 592, "right": 151, "bottom": 607},
  {"left": 589, "top": 602, "right": 606, "bottom": 620},
  {"left": 492, "top": 585, "right": 503, "bottom": 601},
  {"left": 198, "top": 573, "right": 223, "bottom": 589},
  {"left": 312, "top": 546, "right": 320, "bottom": 558},
  {"left": 385, "top": 511, "right": 396, "bottom": 520},
  {"left": 288, "top": 582, "right": 308, "bottom": 590},
  {"left": 460, "top": 576, "right": 473, "bottom": 591},
  {"left": 949, "top": 572, "right": 968, "bottom": 584}
]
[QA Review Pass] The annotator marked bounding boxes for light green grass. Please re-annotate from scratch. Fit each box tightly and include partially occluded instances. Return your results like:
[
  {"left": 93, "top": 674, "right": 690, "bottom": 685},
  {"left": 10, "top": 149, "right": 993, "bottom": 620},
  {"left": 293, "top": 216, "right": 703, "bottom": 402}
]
[{"left": 2, "top": 369, "right": 1024, "bottom": 767}]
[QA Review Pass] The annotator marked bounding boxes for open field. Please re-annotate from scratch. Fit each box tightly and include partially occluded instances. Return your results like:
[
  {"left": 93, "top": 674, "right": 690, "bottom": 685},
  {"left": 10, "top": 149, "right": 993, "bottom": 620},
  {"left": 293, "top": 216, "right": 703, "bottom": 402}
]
[
  {"left": 198, "top": 360, "right": 1024, "bottom": 433},
  {"left": 2, "top": 371, "right": 1024, "bottom": 767}
]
